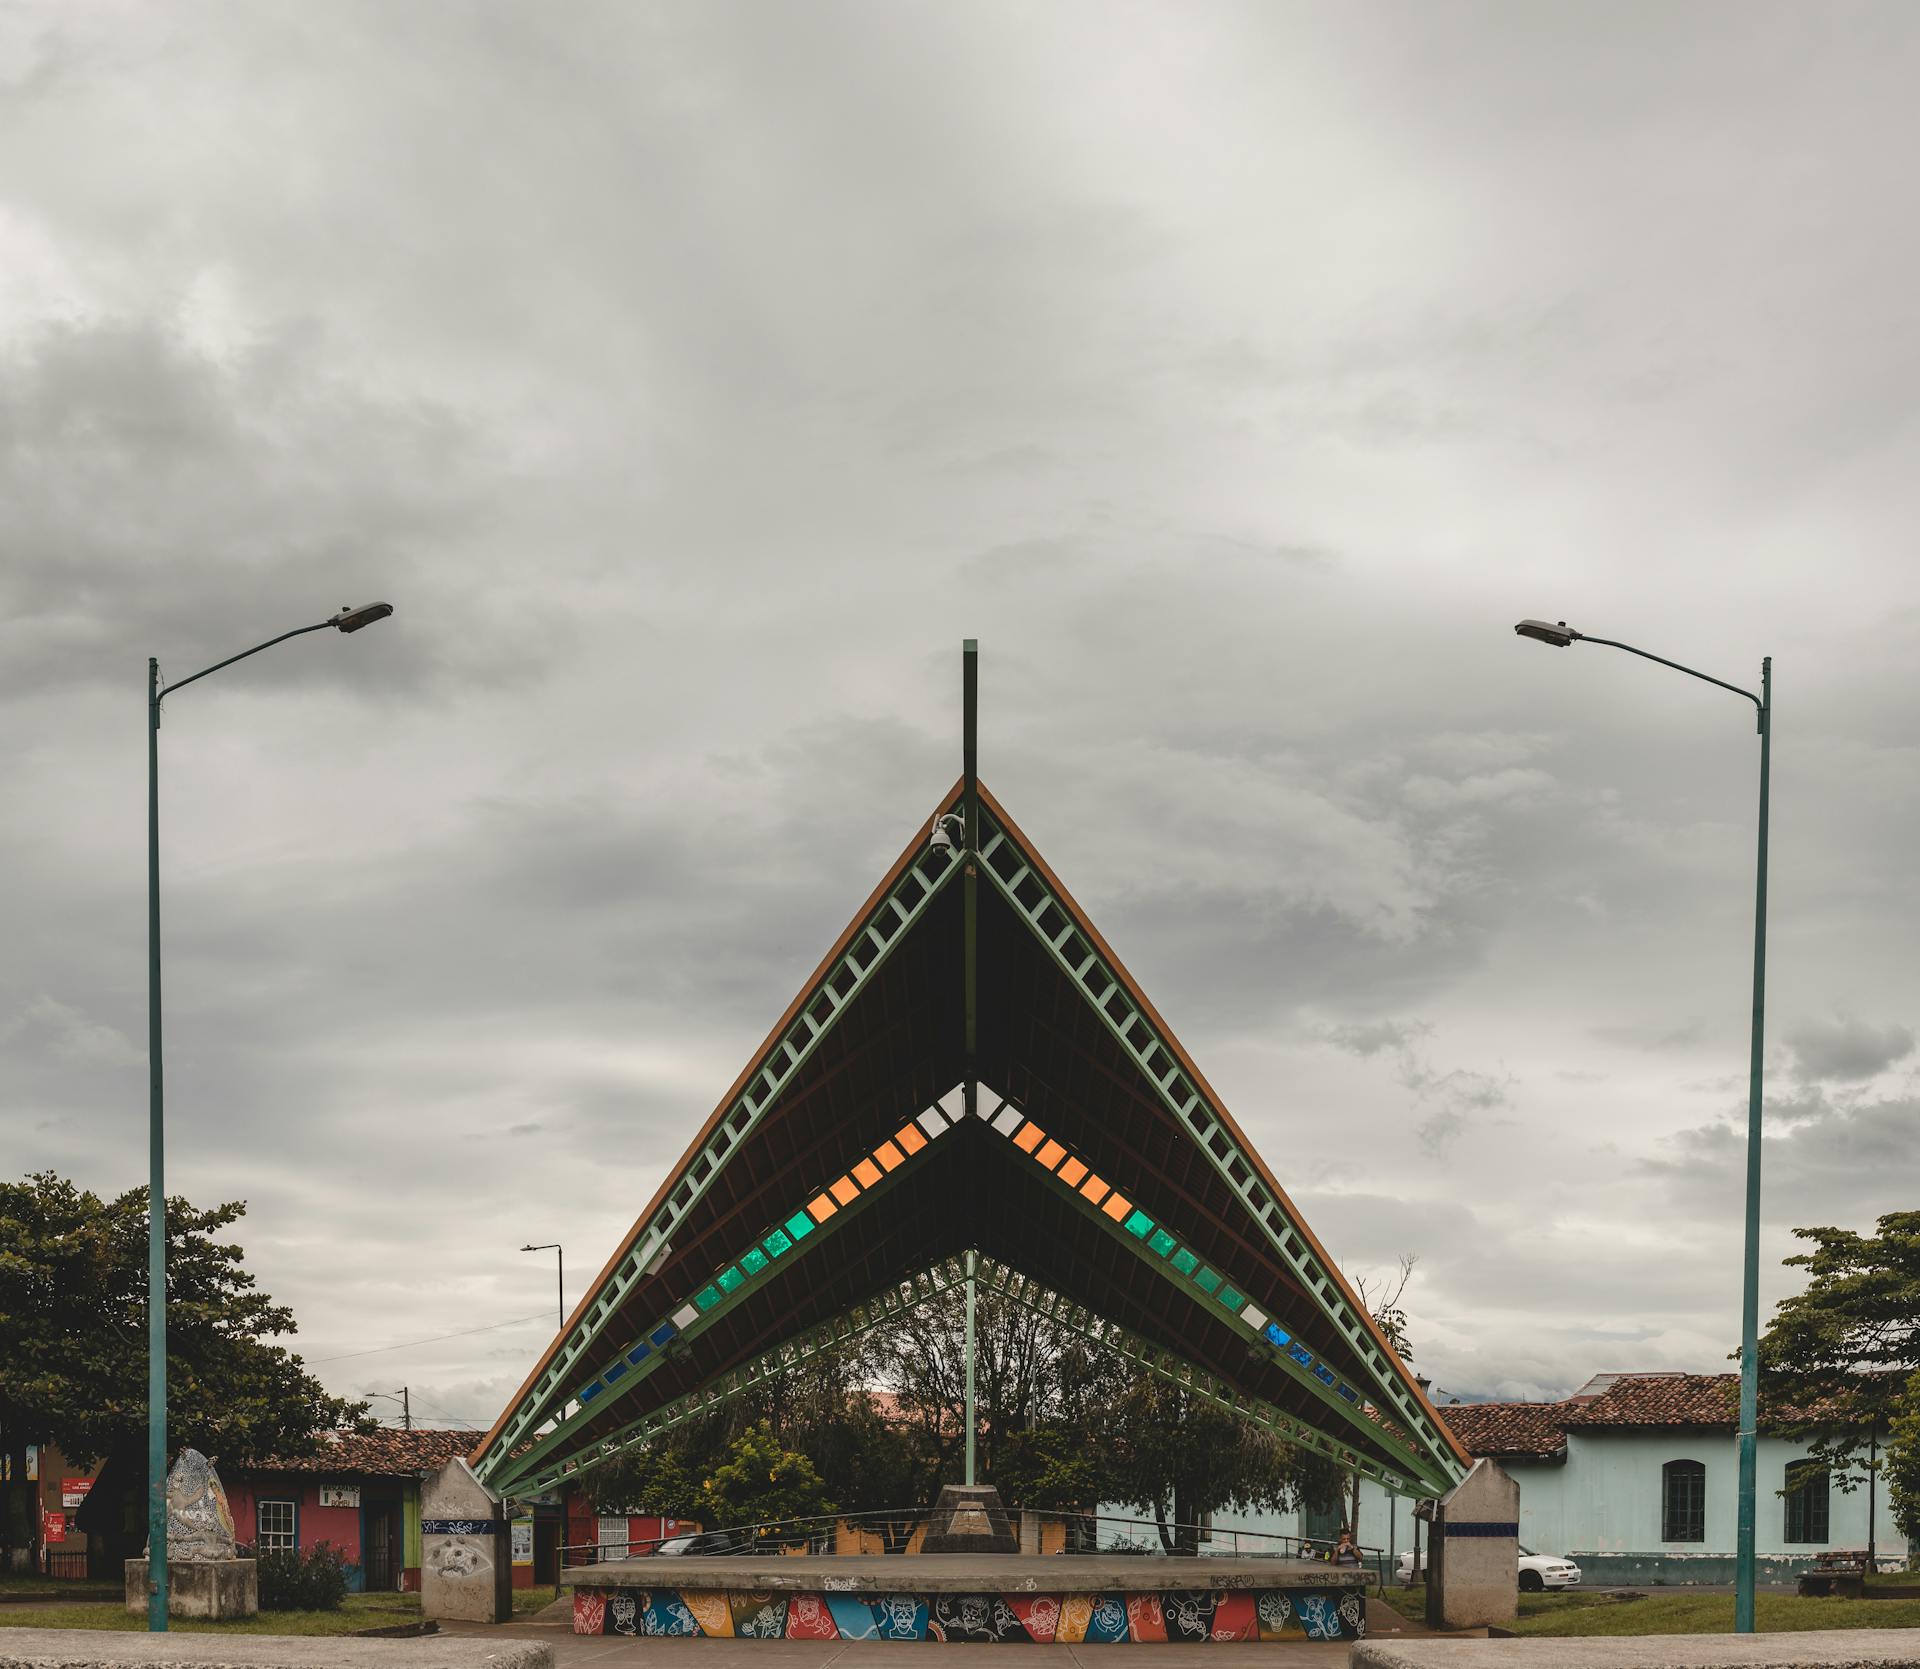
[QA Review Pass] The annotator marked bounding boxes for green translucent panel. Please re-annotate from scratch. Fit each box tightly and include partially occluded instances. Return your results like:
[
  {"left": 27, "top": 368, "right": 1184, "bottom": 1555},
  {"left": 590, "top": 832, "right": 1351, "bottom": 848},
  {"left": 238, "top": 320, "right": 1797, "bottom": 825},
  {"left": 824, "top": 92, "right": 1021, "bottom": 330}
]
[
  {"left": 1123, "top": 1209, "right": 1155, "bottom": 1240},
  {"left": 1147, "top": 1228, "right": 1177, "bottom": 1258},
  {"left": 1170, "top": 1247, "right": 1199, "bottom": 1276},
  {"left": 716, "top": 1265, "right": 745, "bottom": 1294},
  {"left": 1217, "top": 1285, "right": 1246, "bottom": 1312},
  {"left": 785, "top": 1211, "right": 815, "bottom": 1242},
  {"left": 695, "top": 1285, "right": 722, "bottom": 1311},
  {"left": 763, "top": 1228, "right": 795, "bottom": 1259},
  {"left": 740, "top": 1247, "right": 769, "bottom": 1276},
  {"left": 1194, "top": 1266, "right": 1221, "bottom": 1294}
]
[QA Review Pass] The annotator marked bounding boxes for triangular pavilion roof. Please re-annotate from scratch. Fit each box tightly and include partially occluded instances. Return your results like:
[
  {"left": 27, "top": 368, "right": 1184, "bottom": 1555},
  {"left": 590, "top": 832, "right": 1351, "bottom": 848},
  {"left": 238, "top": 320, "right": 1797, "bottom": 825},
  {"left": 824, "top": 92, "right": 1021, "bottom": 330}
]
[{"left": 471, "top": 772, "right": 1468, "bottom": 1502}]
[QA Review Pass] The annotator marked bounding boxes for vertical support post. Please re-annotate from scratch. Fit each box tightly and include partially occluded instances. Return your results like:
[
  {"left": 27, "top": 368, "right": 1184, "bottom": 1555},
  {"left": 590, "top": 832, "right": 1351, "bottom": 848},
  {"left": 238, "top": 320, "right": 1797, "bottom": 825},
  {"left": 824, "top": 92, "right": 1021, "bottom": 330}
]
[
  {"left": 146, "top": 658, "right": 169, "bottom": 1632},
  {"left": 964, "top": 1247, "right": 978, "bottom": 1487},
  {"left": 1867, "top": 1425, "right": 1879, "bottom": 1574},
  {"left": 961, "top": 640, "right": 981, "bottom": 1490},
  {"left": 1734, "top": 655, "right": 1771, "bottom": 1635},
  {"left": 556, "top": 1248, "right": 565, "bottom": 1333}
]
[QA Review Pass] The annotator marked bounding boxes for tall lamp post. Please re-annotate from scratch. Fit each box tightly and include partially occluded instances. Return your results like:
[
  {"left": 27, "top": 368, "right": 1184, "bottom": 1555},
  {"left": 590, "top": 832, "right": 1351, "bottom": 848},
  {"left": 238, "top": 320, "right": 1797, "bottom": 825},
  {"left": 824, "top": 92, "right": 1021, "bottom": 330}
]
[
  {"left": 522, "top": 1243, "right": 564, "bottom": 1330},
  {"left": 1513, "top": 618, "right": 1770, "bottom": 1633},
  {"left": 146, "top": 602, "right": 393, "bottom": 1632}
]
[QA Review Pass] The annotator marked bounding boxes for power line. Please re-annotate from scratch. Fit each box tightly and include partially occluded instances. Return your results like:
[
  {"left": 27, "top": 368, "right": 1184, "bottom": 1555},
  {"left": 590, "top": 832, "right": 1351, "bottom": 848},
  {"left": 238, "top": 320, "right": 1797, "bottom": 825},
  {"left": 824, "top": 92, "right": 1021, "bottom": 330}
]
[{"left": 309, "top": 1310, "right": 553, "bottom": 1364}]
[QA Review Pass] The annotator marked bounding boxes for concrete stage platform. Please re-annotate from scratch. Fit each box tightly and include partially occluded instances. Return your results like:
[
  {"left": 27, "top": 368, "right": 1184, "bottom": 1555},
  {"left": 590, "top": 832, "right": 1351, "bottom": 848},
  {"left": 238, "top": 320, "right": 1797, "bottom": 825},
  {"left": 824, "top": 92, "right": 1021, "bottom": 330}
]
[{"left": 561, "top": 1554, "right": 1368, "bottom": 1643}]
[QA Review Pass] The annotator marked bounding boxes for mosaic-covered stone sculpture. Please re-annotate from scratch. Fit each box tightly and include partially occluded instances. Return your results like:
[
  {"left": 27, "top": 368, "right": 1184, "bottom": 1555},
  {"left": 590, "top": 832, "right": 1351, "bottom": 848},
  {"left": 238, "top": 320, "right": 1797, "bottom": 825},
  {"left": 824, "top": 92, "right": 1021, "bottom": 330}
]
[{"left": 148, "top": 1449, "right": 237, "bottom": 1561}]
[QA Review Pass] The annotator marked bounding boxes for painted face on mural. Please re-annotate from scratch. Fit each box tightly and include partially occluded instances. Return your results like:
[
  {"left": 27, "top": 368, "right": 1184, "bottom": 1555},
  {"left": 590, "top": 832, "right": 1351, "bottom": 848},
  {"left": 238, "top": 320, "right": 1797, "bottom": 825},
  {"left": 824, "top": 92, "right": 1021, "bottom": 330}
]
[{"left": 426, "top": 1540, "right": 489, "bottom": 1579}]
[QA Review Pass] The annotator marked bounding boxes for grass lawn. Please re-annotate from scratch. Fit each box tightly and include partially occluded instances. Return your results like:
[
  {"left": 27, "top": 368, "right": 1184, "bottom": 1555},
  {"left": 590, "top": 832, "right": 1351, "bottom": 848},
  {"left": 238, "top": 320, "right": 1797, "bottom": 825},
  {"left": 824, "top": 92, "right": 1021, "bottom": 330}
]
[
  {"left": 0, "top": 1586, "right": 560, "bottom": 1636},
  {"left": 0, "top": 1573, "right": 121, "bottom": 1602},
  {"left": 1376, "top": 1584, "right": 1920, "bottom": 1636},
  {"left": 0, "top": 1592, "right": 423, "bottom": 1636}
]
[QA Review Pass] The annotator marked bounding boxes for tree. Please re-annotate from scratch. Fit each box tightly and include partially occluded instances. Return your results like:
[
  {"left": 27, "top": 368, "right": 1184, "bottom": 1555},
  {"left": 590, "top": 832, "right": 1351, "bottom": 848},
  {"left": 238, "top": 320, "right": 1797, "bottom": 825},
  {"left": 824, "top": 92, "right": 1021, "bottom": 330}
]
[
  {"left": 1758, "top": 1211, "right": 1920, "bottom": 1530},
  {"left": 0, "top": 1172, "right": 368, "bottom": 1553},
  {"left": 698, "top": 1421, "right": 835, "bottom": 1529}
]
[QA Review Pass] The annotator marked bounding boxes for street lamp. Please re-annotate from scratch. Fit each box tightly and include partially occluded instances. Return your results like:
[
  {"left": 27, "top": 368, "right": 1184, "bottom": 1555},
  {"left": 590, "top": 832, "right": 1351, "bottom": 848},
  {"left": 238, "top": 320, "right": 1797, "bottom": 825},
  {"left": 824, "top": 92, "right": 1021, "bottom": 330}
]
[
  {"left": 1513, "top": 616, "right": 1770, "bottom": 1633},
  {"left": 146, "top": 603, "right": 392, "bottom": 1631},
  {"left": 522, "top": 1243, "right": 564, "bottom": 1331}
]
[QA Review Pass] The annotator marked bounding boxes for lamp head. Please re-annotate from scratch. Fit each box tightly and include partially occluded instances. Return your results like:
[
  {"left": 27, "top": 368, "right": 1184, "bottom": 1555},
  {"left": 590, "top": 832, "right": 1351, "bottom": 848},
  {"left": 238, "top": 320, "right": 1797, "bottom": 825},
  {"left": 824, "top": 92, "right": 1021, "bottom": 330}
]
[
  {"left": 332, "top": 602, "right": 394, "bottom": 633},
  {"left": 1514, "top": 618, "right": 1580, "bottom": 648}
]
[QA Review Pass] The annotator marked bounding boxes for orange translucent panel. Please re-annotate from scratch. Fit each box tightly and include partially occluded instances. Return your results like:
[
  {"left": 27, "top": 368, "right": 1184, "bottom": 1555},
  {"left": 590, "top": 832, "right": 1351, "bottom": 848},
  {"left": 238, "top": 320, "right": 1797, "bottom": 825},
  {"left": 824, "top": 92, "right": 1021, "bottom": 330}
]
[
  {"left": 895, "top": 1123, "right": 928, "bottom": 1156},
  {"left": 808, "top": 1193, "right": 838, "bottom": 1222},
  {"left": 1056, "top": 1157, "right": 1088, "bottom": 1187},
  {"left": 1079, "top": 1174, "right": 1109, "bottom": 1204},
  {"left": 830, "top": 1175, "right": 860, "bottom": 1205},
  {"left": 852, "top": 1157, "right": 883, "bottom": 1188},
  {"left": 874, "top": 1140, "right": 906, "bottom": 1172},
  {"left": 1012, "top": 1122, "right": 1045, "bottom": 1153},
  {"left": 1035, "top": 1139, "right": 1067, "bottom": 1171},
  {"left": 1102, "top": 1190, "right": 1132, "bottom": 1221}
]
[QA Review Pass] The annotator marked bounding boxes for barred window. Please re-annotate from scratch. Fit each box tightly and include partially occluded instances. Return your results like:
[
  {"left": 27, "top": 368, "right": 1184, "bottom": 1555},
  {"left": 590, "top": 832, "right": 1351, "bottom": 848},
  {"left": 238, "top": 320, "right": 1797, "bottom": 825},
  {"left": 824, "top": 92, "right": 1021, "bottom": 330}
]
[
  {"left": 1784, "top": 1461, "right": 1829, "bottom": 1544},
  {"left": 1662, "top": 1460, "right": 1705, "bottom": 1542},
  {"left": 257, "top": 1499, "right": 296, "bottom": 1552}
]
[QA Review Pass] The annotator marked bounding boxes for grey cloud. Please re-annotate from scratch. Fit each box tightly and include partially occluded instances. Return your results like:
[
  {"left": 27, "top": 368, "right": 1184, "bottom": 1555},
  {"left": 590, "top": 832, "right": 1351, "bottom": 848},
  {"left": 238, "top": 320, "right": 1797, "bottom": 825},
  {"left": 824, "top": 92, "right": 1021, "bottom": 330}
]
[
  {"left": 5, "top": 0, "right": 1920, "bottom": 1423},
  {"left": 1785, "top": 1015, "right": 1915, "bottom": 1083}
]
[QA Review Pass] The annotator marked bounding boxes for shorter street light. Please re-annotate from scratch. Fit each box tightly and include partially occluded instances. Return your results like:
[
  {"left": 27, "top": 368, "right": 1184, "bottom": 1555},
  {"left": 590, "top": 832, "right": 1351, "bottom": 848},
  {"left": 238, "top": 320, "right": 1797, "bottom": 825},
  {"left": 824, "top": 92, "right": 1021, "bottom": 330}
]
[
  {"left": 522, "top": 1243, "right": 564, "bottom": 1331},
  {"left": 1513, "top": 614, "right": 1771, "bottom": 1634}
]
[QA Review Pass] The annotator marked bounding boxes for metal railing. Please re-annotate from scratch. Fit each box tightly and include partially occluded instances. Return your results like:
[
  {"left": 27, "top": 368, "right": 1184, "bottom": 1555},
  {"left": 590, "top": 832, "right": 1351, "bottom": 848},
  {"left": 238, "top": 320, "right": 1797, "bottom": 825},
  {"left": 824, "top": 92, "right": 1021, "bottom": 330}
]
[{"left": 564, "top": 1507, "right": 1387, "bottom": 1588}]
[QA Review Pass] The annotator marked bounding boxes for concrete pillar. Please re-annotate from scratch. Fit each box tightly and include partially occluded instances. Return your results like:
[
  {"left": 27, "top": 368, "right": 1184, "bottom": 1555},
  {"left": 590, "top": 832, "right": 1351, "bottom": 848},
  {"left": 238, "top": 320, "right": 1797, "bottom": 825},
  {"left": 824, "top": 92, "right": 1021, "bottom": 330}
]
[
  {"left": 420, "top": 1458, "right": 510, "bottom": 1625},
  {"left": 1425, "top": 1458, "right": 1519, "bottom": 1632}
]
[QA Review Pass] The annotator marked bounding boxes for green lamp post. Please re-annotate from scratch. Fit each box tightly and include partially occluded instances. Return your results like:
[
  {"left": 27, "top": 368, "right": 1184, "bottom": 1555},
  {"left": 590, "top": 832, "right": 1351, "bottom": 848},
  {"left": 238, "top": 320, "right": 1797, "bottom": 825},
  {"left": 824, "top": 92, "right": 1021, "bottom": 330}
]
[
  {"left": 145, "top": 602, "right": 392, "bottom": 1631},
  {"left": 1514, "top": 618, "right": 1770, "bottom": 1633}
]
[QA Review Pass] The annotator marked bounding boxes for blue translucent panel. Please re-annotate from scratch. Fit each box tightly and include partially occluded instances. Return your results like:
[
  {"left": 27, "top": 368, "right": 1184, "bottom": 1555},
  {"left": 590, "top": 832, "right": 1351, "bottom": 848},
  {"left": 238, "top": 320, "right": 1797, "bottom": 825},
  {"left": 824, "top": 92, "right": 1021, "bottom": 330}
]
[
  {"left": 1288, "top": 1341, "right": 1314, "bottom": 1368},
  {"left": 1313, "top": 1363, "right": 1337, "bottom": 1386},
  {"left": 605, "top": 1361, "right": 628, "bottom": 1384},
  {"left": 649, "top": 1322, "right": 678, "bottom": 1348},
  {"left": 626, "top": 1342, "right": 652, "bottom": 1366},
  {"left": 1337, "top": 1384, "right": 1360, "bottom": 1404},
  {"left": 579, "top": 1381, "right": 603, "bottom": 1404},
  {"left": 1265, "top": 1322, "right": 1292, "bottom": 1349}
]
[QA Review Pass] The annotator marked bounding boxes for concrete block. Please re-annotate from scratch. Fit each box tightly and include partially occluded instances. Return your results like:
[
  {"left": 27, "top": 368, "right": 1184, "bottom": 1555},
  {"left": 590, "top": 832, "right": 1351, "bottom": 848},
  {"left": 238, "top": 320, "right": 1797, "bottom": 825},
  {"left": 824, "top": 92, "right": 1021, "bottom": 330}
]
[
  {"left": 1427, "top": 1459, "right": 1520, "bottom": 1632},
  {"left": 417, "top": 1459, "right": 508, "bottom": 1626},
  {"left": 1352, "top": 1630, "right": 1920, "bottom": 1667},
  {"left": 123, "top": 1560, "right": 257, "bottom": 1620}
]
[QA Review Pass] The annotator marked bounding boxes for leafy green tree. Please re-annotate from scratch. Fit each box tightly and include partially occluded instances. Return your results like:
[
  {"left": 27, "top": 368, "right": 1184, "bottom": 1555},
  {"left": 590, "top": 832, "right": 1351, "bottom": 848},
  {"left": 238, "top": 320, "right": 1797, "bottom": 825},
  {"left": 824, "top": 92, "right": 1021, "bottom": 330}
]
[
  {"left": 698, "top": 1420, "right": 835, "bottom": 1529},
  {"left": 1758, "top": 1211, "right": 1920, "bottom": 1515},
  {"left": 0, "top": 1172, "right": 367, "bottom": 1543}
]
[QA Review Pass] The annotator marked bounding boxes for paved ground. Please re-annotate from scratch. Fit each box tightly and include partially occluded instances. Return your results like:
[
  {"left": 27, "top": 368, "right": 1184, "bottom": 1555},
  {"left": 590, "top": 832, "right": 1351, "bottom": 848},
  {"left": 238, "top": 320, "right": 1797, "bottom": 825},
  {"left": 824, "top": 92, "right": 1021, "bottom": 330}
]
[{"left": 444, "top": 1623, "right": 1353, "bottom": 1666}]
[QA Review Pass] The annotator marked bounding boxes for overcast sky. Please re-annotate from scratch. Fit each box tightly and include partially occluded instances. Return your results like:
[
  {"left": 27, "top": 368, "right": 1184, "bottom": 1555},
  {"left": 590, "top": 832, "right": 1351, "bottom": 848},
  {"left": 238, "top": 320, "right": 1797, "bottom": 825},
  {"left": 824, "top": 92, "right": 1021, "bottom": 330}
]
[{"left": 4, "top": 2, "right": 1918, "bottom": 1439}]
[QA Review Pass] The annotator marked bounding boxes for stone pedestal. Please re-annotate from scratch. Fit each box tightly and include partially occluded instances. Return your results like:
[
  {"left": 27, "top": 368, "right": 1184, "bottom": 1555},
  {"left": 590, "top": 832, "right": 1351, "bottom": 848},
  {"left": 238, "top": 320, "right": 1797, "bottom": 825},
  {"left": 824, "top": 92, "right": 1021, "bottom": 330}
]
[
  {"left": 420, "top": 1457, "right": 510, "bottom": 1625},
  {"left": 1425, "top": 1457, "right": 1519, "bottom": 1632},
  {"left": 921, "top": 1483, "right": 1018, "bottom": 1554},
  {"left": 124, "top": 1557, "right": 258, "bottom": 1619}
]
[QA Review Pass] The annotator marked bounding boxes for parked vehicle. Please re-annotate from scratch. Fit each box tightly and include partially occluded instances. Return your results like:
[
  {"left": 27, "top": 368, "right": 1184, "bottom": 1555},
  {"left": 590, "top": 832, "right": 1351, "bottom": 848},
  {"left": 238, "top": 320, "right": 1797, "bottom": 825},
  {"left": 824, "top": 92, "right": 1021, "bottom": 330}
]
[
  {"left": 653, "top": 1531, "right": 748, "bottom": 1556},
  {"left": 1396, "top": 1546, "right": 1581, "bottom": 1590}
]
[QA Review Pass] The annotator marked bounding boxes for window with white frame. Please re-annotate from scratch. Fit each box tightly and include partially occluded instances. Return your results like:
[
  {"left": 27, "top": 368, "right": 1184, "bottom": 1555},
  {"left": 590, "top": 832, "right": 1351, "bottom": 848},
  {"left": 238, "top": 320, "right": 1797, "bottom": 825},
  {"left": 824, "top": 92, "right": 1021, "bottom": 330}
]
[
  {"left": 597, "top": 1515, "right": 628, "bottom": 1563},
  {"left": 257, "top": 1499, "right": 296, "bottom": 1552}
]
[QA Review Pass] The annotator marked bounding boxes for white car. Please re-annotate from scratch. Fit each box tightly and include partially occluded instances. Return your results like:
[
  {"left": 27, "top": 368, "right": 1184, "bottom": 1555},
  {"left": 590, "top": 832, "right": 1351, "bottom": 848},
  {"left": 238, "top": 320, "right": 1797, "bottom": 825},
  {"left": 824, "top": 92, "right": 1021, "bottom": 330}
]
[{"left": 1395, "top": 1546, "right": 1581, "bottom": 1591}]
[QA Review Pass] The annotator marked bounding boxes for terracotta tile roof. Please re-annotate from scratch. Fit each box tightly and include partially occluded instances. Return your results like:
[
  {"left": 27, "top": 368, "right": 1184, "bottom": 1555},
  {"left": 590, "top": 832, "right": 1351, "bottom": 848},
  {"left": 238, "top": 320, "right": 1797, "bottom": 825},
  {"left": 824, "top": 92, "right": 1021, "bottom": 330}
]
[
  {"left": 1436, "top": 1401, "right": 1568, "bottom": 1460},
  {"left": 1559, "top": 1373, "right": 1739, "bottom": 1428},
  {"left": 244, "top": 1428, "right": 486, "bottom": 1476}
]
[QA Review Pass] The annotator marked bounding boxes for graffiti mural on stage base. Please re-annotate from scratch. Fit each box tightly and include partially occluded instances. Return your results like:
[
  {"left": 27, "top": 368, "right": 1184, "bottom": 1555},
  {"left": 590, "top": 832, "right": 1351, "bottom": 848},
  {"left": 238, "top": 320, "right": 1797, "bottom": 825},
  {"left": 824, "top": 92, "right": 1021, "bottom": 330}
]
[{"left": 568, "top": 1586, "right": 1365, "bottom": 1642}]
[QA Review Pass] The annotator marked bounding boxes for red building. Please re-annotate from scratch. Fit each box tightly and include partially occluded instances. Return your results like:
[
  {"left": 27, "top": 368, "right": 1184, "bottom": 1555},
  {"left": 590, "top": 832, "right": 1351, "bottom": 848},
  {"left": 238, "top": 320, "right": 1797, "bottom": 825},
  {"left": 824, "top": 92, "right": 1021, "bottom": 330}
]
[{"left": 225, "top": 1429, "right": 482, "bottom": 1593}]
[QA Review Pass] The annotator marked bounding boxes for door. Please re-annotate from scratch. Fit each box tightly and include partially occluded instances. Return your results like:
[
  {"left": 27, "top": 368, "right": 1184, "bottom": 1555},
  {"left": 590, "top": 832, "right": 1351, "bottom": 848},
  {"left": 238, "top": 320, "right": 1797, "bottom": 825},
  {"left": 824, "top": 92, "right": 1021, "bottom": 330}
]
[
  {"left": 534, "top": 1516, "right": 560, "bottom": 1586},
  {"left": 364, "top": 1507, "right": 396, "bottom": 1591}
]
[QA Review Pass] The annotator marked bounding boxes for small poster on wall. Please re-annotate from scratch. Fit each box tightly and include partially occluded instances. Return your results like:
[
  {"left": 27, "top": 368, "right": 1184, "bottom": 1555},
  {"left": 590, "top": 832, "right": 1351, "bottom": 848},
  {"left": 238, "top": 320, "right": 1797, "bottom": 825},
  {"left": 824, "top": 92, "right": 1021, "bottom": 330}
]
[
  {"left": 318, "top": 1485, "right": 360, "bottom": 1508},
  {"left": 510, "top": 1519, "right": 533, "bottom": 1566},
  {"left": 60, "top": 1478, "right": 91, "bottom": 1509},
  {"left": 42, "top": 1509, "right": 67, "bottom": 1543}
]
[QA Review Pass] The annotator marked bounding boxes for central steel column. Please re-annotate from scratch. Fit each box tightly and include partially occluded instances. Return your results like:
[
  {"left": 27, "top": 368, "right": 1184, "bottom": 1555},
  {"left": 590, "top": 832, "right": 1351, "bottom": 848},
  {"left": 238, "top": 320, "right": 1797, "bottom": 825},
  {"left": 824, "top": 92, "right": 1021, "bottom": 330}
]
[{"left": 961, "top": 639, "right": 979, "bottom": 1487}]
